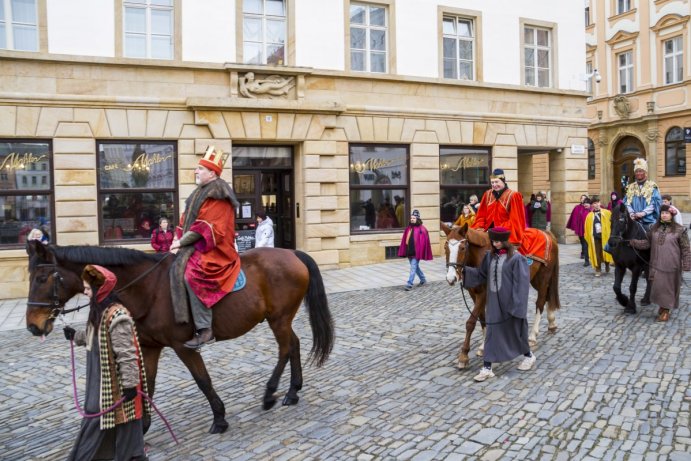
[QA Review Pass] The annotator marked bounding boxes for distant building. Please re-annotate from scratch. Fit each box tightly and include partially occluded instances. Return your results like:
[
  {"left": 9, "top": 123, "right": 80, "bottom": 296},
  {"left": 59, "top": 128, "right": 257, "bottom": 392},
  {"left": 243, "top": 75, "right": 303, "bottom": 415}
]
[
  {"left": 585, "top": 0, "right": 689, "bottom": 208},
  {"left": 0, "top": 0, "right": 588, "bottom": 297}
]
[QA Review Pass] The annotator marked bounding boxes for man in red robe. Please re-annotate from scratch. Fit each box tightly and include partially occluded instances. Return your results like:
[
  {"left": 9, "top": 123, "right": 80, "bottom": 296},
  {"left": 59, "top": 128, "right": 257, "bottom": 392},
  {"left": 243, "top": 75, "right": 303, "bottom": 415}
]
[
  {"left": 472, "top": 169, "right": 527, "bottom": 246},
  {"left": 170, "top": 146, "right": 240, "bottom": 349}
]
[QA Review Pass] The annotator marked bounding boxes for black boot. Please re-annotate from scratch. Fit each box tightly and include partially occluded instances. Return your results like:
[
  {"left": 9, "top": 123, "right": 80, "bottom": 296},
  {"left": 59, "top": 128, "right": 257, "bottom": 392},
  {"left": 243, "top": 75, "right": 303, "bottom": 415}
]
[{"left": 184, "top": 328, "right": 215, "bottom": 349}]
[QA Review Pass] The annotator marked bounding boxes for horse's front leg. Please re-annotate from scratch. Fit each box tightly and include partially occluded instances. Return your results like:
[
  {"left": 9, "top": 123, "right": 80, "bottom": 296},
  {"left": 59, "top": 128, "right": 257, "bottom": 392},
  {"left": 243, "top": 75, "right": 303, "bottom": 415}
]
[
  {"left": 612, "top": 264, "right": 629, "bottom": 307},
  {"left": 458, "top": 290, "right": 484, "bottom": 369},
  {"left": 173, "top": 346, "right": 228, "bottom": 434},
  {"left": 640, "top": 265, "right": 651, "bottom": 305},
  {"left": 140, "top": 345, "right": 163, "bottom": 434},
  {"left": 626, "top": 267, "right": 641, "bottom": 314}
]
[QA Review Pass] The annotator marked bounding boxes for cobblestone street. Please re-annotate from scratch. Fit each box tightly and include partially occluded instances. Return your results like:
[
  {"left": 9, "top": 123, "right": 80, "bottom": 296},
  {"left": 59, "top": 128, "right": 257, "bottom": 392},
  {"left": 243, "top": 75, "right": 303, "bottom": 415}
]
[{"left": 1, "top": 262, "right": 690, "bottom": 461}]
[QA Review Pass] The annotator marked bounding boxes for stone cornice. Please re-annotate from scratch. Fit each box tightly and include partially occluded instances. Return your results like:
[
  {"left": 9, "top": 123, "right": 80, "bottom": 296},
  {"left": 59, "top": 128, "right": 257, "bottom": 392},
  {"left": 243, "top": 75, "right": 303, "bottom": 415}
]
[
  {"left": 650, "top": 13, "right": 690, "bottom": 33},
  {"left": 605, "top": 30, "right": 640, "bottom": 45},
  {"left": 186, "top": 97, "right": 345, "bottom": 114}
]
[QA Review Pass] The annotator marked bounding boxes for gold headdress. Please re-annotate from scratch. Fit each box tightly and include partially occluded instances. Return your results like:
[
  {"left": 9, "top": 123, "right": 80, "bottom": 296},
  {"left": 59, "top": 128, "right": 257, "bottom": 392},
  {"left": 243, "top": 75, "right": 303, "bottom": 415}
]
[{"left": 198, "top": 146, "right": 228, "bottom": 176}]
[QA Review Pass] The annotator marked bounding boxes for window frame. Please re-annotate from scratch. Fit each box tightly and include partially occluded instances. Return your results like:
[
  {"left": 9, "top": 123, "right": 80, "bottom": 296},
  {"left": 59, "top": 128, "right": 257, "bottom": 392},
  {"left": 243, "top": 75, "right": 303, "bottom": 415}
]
[
  {"left": 440, "top": 13, "right": 476, "bottom": 80},
  {"left": 587, "top": 138, "right": 596, "bottom": 180},
  {"left": 119, "top": 0, "right": 179, "bottom": 61},
  {"left": 439, "top": 145, "right": 491, "bottom": 225},
  {"left": 96, "top": 140, "right": 179, "bottom": 245},
  {"left": 0, "top": 139, "right": 54, "bottom": 248},
  {"left": 0, "top": 0, "right": 39, "bottom": 52},
  {"left": 664, "top": 127, "right": 686, "bottom": 177},
  {"left": 349, "top": 143, "right": 409, "bottom": 234},
  {"left": 616, "top": 0, "right": 631, "bottom": 15},
  {"left": 345, "top": 0, "right": 394, "bottom": 74},
  {"left": 663, "top": 35, "right": 683, "bottom": 85},
  {"left": 241, "top": 0, "right": 288, "bottom": 66},
  {"left": 520, "top": 19, "right": 557, "bottom": 88},
  {"left": 617, "top": 50, "right": 633, "bottom": 94}
]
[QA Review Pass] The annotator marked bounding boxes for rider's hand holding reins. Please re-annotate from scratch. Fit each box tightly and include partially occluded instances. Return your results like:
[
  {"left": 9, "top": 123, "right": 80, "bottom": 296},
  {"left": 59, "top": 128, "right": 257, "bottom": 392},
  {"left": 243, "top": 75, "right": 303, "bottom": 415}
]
[{"left": 63, "top": 326, "right": 76, "bottom": 341}]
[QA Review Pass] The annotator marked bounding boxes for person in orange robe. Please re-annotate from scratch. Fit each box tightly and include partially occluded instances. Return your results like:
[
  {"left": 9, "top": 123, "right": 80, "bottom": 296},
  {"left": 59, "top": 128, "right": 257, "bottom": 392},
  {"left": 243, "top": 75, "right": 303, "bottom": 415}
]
[
  {"left": 170, "top": 146, "right": 240, "bottom": 349},
  {"left": 472, "top": 169, "right": 527, "bottom": 246}
]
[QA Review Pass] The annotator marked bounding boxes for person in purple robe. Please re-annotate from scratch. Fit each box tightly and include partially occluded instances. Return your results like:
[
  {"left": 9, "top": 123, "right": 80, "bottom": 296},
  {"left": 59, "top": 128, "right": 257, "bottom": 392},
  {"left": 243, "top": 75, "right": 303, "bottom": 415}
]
[
  {"left": 566, "top": 195, "right": 591, "bottom": 266},
  {"left": 398, "top": 209, "right": 433, "bottom": 291}
]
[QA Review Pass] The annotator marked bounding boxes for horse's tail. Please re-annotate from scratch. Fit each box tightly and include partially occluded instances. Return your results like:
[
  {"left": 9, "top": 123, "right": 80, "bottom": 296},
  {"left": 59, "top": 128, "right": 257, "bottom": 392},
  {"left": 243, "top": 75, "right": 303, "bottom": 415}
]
[
  {"left": 547, "top": 237, "right": 561, "bottom": 311},
  {"left": 294, "top": 250, "right": 335, "bottom": 367}
]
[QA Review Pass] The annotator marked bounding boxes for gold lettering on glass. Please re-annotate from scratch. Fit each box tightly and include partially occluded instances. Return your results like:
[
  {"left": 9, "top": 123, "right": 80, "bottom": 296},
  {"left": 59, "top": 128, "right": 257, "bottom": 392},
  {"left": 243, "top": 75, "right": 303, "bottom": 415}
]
[{"left": 0, "top": 152, "right": 47, "bottom": 170}]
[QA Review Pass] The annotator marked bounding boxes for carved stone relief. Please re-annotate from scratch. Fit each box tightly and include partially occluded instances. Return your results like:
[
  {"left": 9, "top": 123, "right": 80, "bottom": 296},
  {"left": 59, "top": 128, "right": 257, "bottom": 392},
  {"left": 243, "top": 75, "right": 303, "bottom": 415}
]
[
  {"left": 613, "top": 95, "right": 631, "bottom": 119},
  {"left": 239, "top": 72, "right": 295, "bottom": 99}
]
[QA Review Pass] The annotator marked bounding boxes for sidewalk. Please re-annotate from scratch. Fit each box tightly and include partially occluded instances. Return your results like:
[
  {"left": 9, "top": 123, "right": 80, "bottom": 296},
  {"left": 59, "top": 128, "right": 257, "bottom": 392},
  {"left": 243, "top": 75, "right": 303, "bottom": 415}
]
[{"left": 1, "top": 243, "right": 583, "bottom": 332}]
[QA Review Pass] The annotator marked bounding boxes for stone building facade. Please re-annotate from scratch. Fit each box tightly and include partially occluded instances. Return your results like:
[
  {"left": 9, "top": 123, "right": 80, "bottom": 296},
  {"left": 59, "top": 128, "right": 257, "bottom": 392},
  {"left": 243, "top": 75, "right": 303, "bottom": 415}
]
[{"left": 0, "top": 0, "right": 588, "bottom": 298}]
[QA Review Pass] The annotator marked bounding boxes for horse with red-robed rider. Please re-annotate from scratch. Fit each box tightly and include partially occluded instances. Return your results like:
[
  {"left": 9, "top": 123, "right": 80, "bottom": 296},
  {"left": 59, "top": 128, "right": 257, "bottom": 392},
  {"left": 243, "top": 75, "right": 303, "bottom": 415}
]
[{"left": 442, "top": 169, "right": 560, "bottom": 369}]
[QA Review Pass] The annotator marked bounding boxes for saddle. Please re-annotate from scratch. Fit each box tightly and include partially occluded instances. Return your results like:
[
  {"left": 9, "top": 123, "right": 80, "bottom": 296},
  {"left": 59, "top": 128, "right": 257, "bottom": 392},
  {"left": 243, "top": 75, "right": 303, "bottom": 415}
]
[{"left": 517, "top": 228, "right": 552, "bottom": 265}]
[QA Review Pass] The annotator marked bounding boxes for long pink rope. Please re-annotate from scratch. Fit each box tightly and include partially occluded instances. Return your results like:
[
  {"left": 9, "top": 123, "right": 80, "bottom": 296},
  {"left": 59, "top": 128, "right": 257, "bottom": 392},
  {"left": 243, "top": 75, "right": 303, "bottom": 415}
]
[{"left": 69, "top": 339, "right": 179, "bottom": 444}]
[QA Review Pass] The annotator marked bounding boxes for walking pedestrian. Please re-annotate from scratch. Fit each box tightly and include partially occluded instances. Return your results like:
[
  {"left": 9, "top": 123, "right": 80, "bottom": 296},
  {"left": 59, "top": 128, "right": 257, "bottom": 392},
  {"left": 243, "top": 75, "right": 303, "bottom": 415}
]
[
  {"left": 254, "top": 210, "right": 274, "bottom": 248},
  {"left": 566, "top": 195, "right": 591, "bottom": 266},
  {"left": 398, "top": 209, "right": 433, "bottom": 291},
  {"left": 630, "top": 204, "right": 691, "bottom": 322},
  {"left": 63, "top": 264, "right": 149, "bottom": 461},
  {"left": 584, "top": 197, "right": 613, "bottom": 277},
  {"left": 460, "top": 227, "right": 536, "bottom": 382},
  {"left": 150, "top": 217, "right": 174, "bottom": 253}
]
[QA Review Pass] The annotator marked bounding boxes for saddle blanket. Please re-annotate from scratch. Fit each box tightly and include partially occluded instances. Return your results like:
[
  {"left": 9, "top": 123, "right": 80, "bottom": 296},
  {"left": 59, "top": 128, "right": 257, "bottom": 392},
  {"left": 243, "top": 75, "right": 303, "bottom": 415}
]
[
  {"left": 517, "top": 228, "right": 552, "bottom": 265},
  {"left": 232, "top": 269, "right": 247, "bottom": 292}
]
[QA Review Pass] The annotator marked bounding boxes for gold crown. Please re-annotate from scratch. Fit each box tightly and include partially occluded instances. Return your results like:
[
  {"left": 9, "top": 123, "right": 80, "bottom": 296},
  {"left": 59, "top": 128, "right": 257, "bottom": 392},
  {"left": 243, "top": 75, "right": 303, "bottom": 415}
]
[
  {"left": 633, "top": 158, "right": 648, "bottom": 172},
  {"left": 199, "top": 145, "right": 228, "bottom": 175}
]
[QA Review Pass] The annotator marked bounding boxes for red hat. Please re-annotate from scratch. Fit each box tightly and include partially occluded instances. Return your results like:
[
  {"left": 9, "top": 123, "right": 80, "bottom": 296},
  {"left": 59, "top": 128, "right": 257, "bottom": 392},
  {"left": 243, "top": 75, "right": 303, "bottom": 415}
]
[
  {"left": 82, "top": 264, "right": 117, "bottom": 303},
  {"left": 488, "top": 226, "right": 511, "bottom": 242}
]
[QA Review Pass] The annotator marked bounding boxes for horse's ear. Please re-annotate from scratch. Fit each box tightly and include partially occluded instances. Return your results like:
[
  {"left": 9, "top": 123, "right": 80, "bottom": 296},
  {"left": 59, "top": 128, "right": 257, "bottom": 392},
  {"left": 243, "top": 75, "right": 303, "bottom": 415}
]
[
  {"left": 441, "top": 221, "right": 451, "bottom": 236},
  {"left": 26, "top": 239, "right": 42, "bottom": 257}
]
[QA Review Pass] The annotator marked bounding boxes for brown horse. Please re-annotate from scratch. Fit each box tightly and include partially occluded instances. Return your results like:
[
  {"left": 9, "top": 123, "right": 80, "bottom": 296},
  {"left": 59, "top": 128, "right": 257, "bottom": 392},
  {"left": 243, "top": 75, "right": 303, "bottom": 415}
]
[
  {"left": 25, "top": 241, "right": 334, "bottom": 434},
  {"left": 441, "top": 223, "right": 561, "bottom": 369}
]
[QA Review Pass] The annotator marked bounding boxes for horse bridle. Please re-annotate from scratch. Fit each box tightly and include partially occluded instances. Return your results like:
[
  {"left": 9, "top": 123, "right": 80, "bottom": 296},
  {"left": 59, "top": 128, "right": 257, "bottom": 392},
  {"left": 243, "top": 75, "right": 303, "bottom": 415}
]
[{"left": 445, "top": 238, "right": 469, "bottom": 279}]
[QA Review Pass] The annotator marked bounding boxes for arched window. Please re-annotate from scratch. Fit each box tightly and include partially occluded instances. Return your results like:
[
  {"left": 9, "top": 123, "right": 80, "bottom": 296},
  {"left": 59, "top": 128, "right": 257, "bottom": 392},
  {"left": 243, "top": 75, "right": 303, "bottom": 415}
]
[
  {"left": 587, "top": 138, "right": 595, "bottom": 179},
  {"left": 665, "top": 127, "right": 686, "bottom": 176}
]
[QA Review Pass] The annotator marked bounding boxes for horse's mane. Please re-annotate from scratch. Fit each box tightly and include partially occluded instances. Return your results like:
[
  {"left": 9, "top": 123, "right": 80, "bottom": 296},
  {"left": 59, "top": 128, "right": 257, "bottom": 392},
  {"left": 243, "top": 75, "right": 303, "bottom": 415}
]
[{"left": 51, "top": 245, "right": 164, "bottom": 267}]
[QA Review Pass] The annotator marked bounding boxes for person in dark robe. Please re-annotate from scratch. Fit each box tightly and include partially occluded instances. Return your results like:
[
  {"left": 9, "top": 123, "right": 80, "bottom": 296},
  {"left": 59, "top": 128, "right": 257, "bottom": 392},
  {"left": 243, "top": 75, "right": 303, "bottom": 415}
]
[
  {"left": 461, "top": 227, "right": 536, "bottom": 382},
  {"left": 631, "top": 204, "right": 691, "bottom": 322},
  {"left": 63, "top": 265, "right": 149, "bottom": 461}
]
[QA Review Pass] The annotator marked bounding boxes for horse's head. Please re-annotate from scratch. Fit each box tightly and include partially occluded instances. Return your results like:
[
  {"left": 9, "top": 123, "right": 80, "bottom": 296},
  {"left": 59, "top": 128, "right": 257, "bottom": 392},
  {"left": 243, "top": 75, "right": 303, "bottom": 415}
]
[
  {"left": 25, "top": 241, "right": 84, "bottom": 337},
  {"left": 442, "top": 222, "right": 470, "bottom": 286},
  {"left": 608, "top": 202, "right": 630, "bottom": 248}
]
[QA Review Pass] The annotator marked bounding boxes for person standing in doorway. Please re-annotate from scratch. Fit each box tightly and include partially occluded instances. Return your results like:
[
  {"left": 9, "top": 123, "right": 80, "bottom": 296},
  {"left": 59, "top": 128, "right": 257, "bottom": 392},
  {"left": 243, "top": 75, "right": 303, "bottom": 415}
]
[
  {"left": 398, "top": 209, "right": 433, "bottom": 291},
  {"left": 254, "top": 210, "right": 275, "bottom": 248}
]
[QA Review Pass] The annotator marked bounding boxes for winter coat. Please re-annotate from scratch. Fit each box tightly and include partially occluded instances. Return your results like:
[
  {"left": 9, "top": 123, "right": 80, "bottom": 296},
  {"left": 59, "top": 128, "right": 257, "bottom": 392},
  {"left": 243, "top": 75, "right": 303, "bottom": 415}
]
[
  {"left": 150, "top": 227, "right": 174, "bottom": 253},
  {"left": 255, "top": 217, "right": 275, "bottom": 248},
  {"left": 529, "top": 200, "right": 548, "bottom": 230},
  {"left": 398, "top": 224, "right": 433, "bottom": 261}
]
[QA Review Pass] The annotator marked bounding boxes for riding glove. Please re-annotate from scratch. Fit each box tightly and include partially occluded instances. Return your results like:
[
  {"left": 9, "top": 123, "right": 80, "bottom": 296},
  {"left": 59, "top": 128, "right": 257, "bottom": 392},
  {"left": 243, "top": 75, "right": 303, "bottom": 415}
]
[
  {"left": 63, "top": 326, "right": 76, "bottom": 341},
  {"left": 123, "top": 387, "right": 138, "bottom": 402}
]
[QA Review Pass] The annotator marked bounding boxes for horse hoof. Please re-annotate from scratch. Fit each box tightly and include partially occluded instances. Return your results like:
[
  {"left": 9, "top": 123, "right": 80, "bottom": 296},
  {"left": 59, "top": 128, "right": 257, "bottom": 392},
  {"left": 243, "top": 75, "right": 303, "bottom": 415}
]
[
  {"left": 282, "top": 395, "right": 299, "bottom": 406},
  {"left": 476, "top": 349, "right": 484, "bottom": 357},
  {"left": 547, "top": 326, "right": 558, "bottom": 333},
  {"left": 640, "top": 299, "right": 651, "bottom": 306},
  {"left": 528, "top": 339, "right": 537, "bottom": 349},
  {"left": 209, "top": 420, "right": 229, "bottom": 434},
  {"left": 457, "top": 357, "right": 469, "bottom": 369},
  {"left": 624, "top": 307, "right": 636, "bottom": 315},
  {"left": 263, "top": 399, "right": 276, "bottom": 411}
]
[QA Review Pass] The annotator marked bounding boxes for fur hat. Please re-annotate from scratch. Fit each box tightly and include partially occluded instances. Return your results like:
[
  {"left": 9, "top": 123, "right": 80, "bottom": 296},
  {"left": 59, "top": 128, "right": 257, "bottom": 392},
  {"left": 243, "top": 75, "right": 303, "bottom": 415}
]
[
  {"left": 82, "top": 264, "right": 117, "bottom": 303},
  {"left": 411, "top": 209, "right": 421, "bottom": 219},
  {"left": 199, "top": 145, "right": 228, "bottom": 176},
  {"left": 488, "top": 226, "right": 511, "bottom": 242},
  {"left": 633, "top": 158, "right": 648, "bottom": 173},
  {"left": 659, "top": 204, "right": 671, "bottom": 214}
]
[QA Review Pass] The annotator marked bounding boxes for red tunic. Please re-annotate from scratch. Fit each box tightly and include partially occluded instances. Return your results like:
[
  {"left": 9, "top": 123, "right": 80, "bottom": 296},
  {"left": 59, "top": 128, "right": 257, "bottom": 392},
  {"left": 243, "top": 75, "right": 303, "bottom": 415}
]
[
  {"left": 177, "top": 198, "right": 240, "bottom": 308},
  {"left": 472, "top": 188, "right": 527, "bottom": 246}
]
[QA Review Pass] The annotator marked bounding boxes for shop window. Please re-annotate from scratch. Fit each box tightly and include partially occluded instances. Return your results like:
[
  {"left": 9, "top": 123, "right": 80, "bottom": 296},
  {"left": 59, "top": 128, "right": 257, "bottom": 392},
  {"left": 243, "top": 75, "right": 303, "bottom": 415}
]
[
  {"left": 439, "top": 146, "right": 490, "bottom": 225},
  {"left": 349, "top": 144, "right": 407, "bottom": 232},
  {"left": 97, "top": 141, "right": 177, "bottom": 242},
  {"left": 0, "top": 140, "right": 53, "bottom": 247},
  {"left": 588, "top": 138, "right": 596, "bottom": 179},
  {"left": 665, "top": 127, "right": 686, "bottom": 176}
]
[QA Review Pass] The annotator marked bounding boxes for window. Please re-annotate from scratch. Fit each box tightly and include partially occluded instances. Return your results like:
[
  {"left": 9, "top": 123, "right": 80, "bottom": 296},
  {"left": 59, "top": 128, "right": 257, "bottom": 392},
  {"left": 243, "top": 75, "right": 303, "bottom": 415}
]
[
  {"left": 664, "top": 36, "right": 683, "bottom": 85},
  {"left": 665, "top": 127, "right": 686, "bottom": 176},
  {"left": 586, "top": 61, "right": 593, "bottom": 96},
  {"left": 350, "top": 3, "right": 387, "bottom": 73},
  {"left": 442, "top": 16, "right": 474, "bottom": 80},
  {"left": 588, "top": 138, "right": 596, "bottom": 180},
  {"left": 97, "top": 142, "right": 177, "bottom": 242},
  {"left": 0, "top": 141, "right": 52, "bottom": 247},
  {"left": 349, "top": 145, "right": 407, "bottom": 232},
  {"left": 617, "top": 50, "right": 633, "bottom": 93},
  {"left": 123, "top": 0, "right": 173, "bottom": 59},
  {"left": 524, "top": 26, "right": 551, "bottom": 88},
  {"left": 585, "top": 6, "right": 591, "bottom": 27},
  {"left": 617, "top": 0, "right": 631, "bottom": 15},
  {"left": 439, "top": 146, "right": 490, "bottom": 224},
  {"left": 243, "top": 0, "right": 286, "bottom": 65},
  {"left": 0, "top": 0, "right": 38, "bottom": 51}
]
